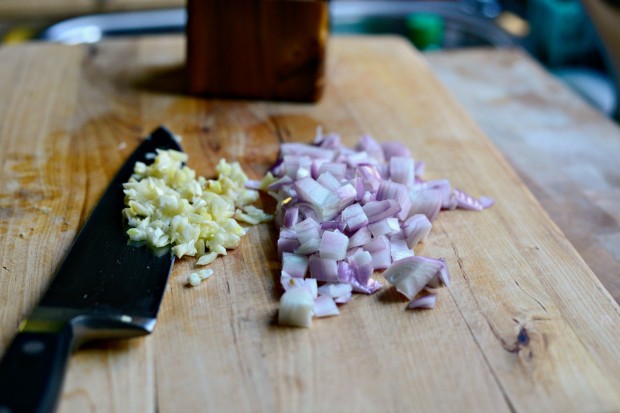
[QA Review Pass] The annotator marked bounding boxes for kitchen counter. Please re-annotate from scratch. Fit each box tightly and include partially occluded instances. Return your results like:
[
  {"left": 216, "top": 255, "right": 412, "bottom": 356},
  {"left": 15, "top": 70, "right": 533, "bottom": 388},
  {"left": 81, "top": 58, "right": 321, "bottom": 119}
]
[
  {"left": 1, "top": 35, "right": 620, "bottom": 412},
  {"left": 0, "top": 0, "right": 184, "bottom": 20}
]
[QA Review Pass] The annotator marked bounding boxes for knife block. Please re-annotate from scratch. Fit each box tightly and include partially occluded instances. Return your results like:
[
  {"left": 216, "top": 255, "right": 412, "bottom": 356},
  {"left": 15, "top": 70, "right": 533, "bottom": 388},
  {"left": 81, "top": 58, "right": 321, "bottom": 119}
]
[{"left": 186, "top": 0, "right": 328, "bottom": 102}]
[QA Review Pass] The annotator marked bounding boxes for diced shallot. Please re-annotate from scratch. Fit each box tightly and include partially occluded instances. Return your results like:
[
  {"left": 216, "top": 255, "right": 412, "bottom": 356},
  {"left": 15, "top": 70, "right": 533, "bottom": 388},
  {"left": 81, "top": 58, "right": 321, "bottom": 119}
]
[
  {"left": 318, "top": 162, "right": 347, "bottom": 179},
  {"left": 362, "top": 199, "right": 401, "bottom": 224},
  {"left": 318, "top": 283, "right": 353, "bottom": 304},
  {"left": 309, "top": 255, "right": 339, "bottom": 282},
  {"left": 376, "top": 180, "right": 412, "bottom": 220},
  {"left": 342, "top": 203, "right": 368, "bottom": 231},
  {"left": 336, "top": 184, "right": 357, "bottom": 210},
  {"left": 265, "top": 129, "right": 491, "bottom": 326},
  {"left": 389, "top": 231, "right": 415, "bottom": 262},
  {"left": 356, "top": 134, "right": 385, "bottom": 163},
  {"left": 408, "top": 188, "right": 443, "bottom": 222},
  {"left": 317, "top": 172, "right": 341, "bottom": 192},
  {"left": 278, "top": 237, "right": 300, "bottom": 258},
  {"left": 319, "top": 230, "right": 349, "bottom": 260},
  {"left": 283, "top": 207, "right": 299, "bottom": 228},
  {"left": 294, "top": 238, "right": 320, "bottom": 255},
  {"left": 294, "top": 177, "right": 339, "bottom": 220},
  {"left": 402, "top": 214, "right": 432, "bottom": 249},
  {"left": 363, "top": 236, "right": 392, "bottom": 270},
  {"left": 453, "top": 188, "right": 495, "bottom": 211},
  {"left": 383, "top": 256, "right": 449, "bottom": 300},
  {"left": 407, "top": 293, "right": 437, "bottom": 310},
  {"left": 282, "top": 252, "right": 308, "bottom": 278},
  {"left": 347, "top": 249, "right": 374, "bottom": 285},
  {"left": 320, "top": 220, "right": 347, "bottom": 232},
  {"left": 368, "top": 217, "right": 400, "bottom": 238},
  {"left": 350, "top": 277, "right": 383, "bottom": 294},
  {"left": 278, "top": 288, "right": 315, "bottom": 327},
  {"left": 281, "top": 273, "right": 318, "bottom": 299},
  {"left": 348, "top": 226, "right": 372, "bottom": 248},
  {"left": 280, "top": 142, "right": 336, "bottom": 160},
  {"left": 389, "top": 156, "right": 415, "bottom": 187},
  {"left": 294, "top": 218, "right": 320, "bottom": 245},
  {"left": 381, "top": 141, "right": 411, "bottom": 160},
  {"left": 314, "top": 295, "right": 340, "bottom": 317}
]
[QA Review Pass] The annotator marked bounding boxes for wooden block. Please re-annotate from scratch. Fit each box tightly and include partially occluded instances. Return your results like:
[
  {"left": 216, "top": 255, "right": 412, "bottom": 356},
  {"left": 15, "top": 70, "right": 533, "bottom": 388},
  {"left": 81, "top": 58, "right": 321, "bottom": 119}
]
[{"left": 186, "top": 0, "right": 328, "bottom": 102}]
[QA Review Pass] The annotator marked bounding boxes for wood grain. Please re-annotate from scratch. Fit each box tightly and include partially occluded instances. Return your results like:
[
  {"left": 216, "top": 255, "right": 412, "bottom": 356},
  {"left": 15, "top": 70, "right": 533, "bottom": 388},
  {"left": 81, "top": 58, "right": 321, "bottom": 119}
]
[
  {"left": 1, "top": 36, "right": 620, "bottom": 413},
  {"left": 426, "top": 48, "right": 620, "bottom": 304},
  {"left": 186, "top": 0, "right": 328, "bottom": 101}
]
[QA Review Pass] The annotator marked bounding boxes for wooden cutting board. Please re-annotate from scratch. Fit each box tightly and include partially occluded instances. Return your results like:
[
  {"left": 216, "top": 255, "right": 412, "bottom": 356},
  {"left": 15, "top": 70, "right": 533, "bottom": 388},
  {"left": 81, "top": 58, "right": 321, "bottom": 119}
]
[
  {"left": 426, "top": 48, "right": 620, "bottom": 304},
  {"left": 1, "top": 36, "right": 620, "bottom": 413}
]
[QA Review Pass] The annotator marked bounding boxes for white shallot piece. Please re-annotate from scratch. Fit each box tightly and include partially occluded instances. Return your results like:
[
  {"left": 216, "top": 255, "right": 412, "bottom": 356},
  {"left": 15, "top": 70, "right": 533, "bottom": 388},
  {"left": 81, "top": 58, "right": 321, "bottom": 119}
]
[
  {"left": 407, "top": 293, "right": 437, "bottom": 310},
  {"left": 261, "top": 129, "right": 493, "bottom": 326},
  {"left": 278, "top": 288, "right": 315, "bottom": 327}
]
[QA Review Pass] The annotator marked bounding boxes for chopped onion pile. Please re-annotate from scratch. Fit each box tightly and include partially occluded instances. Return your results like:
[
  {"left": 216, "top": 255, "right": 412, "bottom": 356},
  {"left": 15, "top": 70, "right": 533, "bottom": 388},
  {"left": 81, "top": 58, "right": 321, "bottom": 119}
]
[
  {"left": 262, "top": 130, "right": 493, "bottom": 327},
  {"left": 122, "top": 149, "right": 272, "bottom": 286}
]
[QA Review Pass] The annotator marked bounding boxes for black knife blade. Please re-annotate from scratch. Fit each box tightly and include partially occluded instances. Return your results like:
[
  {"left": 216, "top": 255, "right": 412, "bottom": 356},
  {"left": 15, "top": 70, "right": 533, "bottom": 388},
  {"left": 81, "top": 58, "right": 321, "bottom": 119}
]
[{"left": 0, "top": 126, "right": 182, "bottom": 413}]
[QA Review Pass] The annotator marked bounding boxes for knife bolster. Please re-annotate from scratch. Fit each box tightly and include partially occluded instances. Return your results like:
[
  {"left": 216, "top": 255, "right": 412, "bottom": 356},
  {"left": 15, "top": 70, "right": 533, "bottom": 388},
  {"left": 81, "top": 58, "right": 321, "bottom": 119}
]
[{"left": 21, "top": 306, "right": 157, "bottom": 349}]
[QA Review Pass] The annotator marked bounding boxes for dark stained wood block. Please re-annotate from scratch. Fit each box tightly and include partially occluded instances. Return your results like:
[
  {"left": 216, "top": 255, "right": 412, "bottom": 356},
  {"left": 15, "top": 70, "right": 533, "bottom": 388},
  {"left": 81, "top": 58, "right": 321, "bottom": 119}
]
[{"left": 187, "top": 0, "right": 328, "bottom": 102}]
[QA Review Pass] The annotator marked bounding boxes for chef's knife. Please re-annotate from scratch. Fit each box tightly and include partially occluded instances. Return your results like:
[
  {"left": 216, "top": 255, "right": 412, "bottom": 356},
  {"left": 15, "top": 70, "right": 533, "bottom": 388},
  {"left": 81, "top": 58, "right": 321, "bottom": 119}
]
[{"left": 0, "top": 126, "right": 181, "bottom": 413}]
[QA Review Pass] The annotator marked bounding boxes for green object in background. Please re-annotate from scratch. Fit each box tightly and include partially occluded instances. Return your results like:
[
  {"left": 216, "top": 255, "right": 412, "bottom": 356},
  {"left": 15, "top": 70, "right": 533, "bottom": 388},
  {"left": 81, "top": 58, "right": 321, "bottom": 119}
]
[
  {"left": 406, "top": 13, "right": 445, "bottom": 50},
  {"left": 528, "top": 0, "right": 597, "bottom": 67},
  {"left": 2, "top": 27, "right": 37, "bottom": 44}
]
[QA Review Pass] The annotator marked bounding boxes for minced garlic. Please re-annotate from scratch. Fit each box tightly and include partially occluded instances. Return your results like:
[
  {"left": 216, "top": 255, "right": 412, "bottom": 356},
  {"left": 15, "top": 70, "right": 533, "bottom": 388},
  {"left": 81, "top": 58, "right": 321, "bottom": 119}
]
[
  {"left": 122, "top": 149, "right": 272, "bottom": 280},
  {"left": 186, "top": 269, "right": 213, "bottom": 286}
]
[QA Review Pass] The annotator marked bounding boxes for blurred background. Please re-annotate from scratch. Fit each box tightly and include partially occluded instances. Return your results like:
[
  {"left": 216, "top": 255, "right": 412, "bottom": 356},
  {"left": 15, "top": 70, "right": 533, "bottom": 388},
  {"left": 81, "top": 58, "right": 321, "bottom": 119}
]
[{"left": 0, "top": 0, "right": 617, "bottom": 119}]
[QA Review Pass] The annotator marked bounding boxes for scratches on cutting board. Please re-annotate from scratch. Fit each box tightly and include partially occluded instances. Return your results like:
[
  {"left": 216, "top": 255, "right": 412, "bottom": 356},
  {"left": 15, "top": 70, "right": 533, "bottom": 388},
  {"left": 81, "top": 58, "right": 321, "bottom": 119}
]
[{"left": 514, "top": 278, "right": 548, "bottom": 314}]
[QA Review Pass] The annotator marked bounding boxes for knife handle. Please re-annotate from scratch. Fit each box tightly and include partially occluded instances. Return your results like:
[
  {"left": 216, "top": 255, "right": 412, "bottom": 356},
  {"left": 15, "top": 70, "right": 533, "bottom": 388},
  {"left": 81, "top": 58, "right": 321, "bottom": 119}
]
[{"left": 0, "top": 325, "right": 74, "bottom": 413}]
